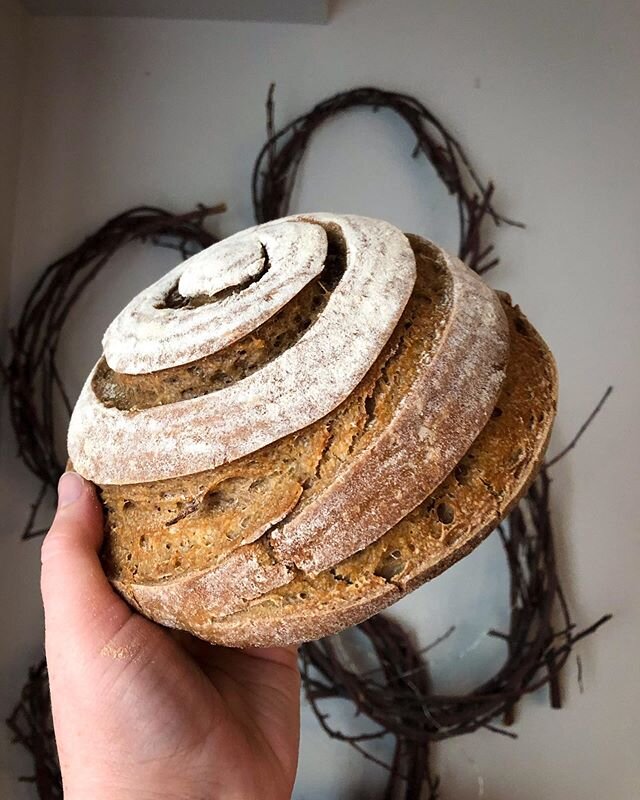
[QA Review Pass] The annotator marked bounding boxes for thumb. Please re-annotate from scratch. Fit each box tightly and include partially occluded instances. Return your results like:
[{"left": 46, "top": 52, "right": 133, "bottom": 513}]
[{"left": 41, "top": 472, "right": 132, "bottom": 657}]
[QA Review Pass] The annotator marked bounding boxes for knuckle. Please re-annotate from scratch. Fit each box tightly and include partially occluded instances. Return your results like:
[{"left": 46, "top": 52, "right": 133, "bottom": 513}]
[{"left": 40, "top": 524, "right": 72, "bottom": 564}]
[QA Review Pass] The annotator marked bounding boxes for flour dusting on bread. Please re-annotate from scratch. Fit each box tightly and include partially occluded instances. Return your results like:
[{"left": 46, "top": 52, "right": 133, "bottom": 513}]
[{"left": 65, "top": 214, "right": 557, "bottom": 647}]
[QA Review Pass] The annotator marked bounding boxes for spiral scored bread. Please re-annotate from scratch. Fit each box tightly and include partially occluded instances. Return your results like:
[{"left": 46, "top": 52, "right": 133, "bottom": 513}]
[{"left": 67, "top": 213, "right": 556, "bottom": 647}]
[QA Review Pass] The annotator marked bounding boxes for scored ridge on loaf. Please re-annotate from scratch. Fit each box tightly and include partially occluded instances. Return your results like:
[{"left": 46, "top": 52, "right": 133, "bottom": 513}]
[{"left": 68, "top": 214, "right": 417, "bottom": 484}]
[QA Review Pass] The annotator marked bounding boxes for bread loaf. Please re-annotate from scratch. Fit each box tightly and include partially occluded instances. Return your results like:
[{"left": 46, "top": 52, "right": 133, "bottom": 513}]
[
  {"left": 188, "top": 297, "right": 557, "bottom": 646},
  {"left": 66, "top": 213, "right": 556, "bottom": 647}
]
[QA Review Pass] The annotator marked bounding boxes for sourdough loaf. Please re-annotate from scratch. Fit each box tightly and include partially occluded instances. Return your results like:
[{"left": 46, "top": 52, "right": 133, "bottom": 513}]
[
  {"left": 66, "top": 213, "right": 557, "bottom": 647},
  {"left": 95, "top": 233, "right": 508, "bottom": 617}
]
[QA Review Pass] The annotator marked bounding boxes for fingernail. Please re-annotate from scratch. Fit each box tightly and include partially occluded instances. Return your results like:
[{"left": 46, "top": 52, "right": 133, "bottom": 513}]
[{"left": 58, "top": 472, "right": 84, "bottom": 508}]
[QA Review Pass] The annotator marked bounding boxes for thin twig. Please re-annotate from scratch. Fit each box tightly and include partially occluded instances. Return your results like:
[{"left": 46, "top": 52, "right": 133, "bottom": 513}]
[
  {"left": 546, "top": 387, "right": 613, "bottom": 467},
  {"left": 252, "top": 85, "right": 523, "bottom": 273}
]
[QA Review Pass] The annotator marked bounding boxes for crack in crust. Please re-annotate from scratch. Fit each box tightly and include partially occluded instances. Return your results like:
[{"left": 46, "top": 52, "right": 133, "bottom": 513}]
[
  {"left": 94, "top": 248, "right": 346, "bottom": 411},
  {"left": 100, "top": 244, "right": 452, "bottom": 587}
]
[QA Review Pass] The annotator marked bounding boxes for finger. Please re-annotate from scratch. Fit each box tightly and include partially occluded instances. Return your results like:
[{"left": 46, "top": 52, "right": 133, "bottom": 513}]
[{"left": 41, "top": 472, "right": 132, "bottom": 656}]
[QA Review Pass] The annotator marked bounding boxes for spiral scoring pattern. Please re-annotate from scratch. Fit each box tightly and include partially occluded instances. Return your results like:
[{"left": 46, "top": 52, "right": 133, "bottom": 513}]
[
  {"left": 103, "top": 220, "right": 328, "bottom": 374},
  {"left": 68, "top": 214, "right": 417, "bottom": 484}
]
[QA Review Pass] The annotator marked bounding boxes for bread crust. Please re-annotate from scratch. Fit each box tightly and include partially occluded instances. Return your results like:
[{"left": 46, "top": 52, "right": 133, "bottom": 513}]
[
  {"left": 173, "top": 297, "right": 557, "bottom": 647},
  {"left": 270, "top": 236, "right": 509, "bottom": 573},
  {"left": 112, "top": 236, "right": 510, "bottom": 622}
]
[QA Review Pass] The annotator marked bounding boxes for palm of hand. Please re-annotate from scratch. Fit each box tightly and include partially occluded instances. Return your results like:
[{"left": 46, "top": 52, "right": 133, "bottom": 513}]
[{"left": 80, "top": 618, "right": 300, "bottom": 800}]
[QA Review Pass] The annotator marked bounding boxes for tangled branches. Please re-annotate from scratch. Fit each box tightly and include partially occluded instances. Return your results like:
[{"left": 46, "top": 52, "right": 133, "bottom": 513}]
[
  {"left": 4, "top": 86, "right": 610, "bottom": 800},
  {"left": 2, "top": 204, "right": 224, "bottom": 538},
  {"left": 255, "top": 86, "right": 611, "bottom": 798},
  {"left": 6, "top": 660, "right": 61, "bottom": 799},
  {"left": 253, "top": 85, "right": 523, "bottom": 274},
  {"left": 300, "top": 465, "right": 611, "bottom": 798}
]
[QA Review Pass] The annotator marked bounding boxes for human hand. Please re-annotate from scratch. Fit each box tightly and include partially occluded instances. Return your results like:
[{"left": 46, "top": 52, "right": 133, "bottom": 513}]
[{"left": 41, "top": 472, "right": 300, "bottom": 800}]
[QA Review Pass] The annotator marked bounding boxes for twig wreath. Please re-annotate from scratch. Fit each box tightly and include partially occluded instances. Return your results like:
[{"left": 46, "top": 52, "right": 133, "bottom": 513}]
[{"left": 4, "top": 86, "right": 610, "bottom": 800}]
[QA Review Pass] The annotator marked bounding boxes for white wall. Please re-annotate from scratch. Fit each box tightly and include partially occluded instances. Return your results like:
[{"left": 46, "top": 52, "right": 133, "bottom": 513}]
[
  {"left": 0, "top": 0, "right": 25, "bottom": 348},
  {"left": 22, "top": 0, "right": 329, "bottom": 23},
  {"left": 2, "top": 1, "right": 640, "bottom": 797},
  {"left": 0, "top": 4, "right": 32, "bottom": 797}
]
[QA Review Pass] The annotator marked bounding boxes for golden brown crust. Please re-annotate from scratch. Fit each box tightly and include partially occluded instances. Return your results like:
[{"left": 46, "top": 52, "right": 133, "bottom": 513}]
[
  {"left": 180, "top": 297, "right": 557, "bottom": 647},
  {"left": 103, "top": 237, "right": 509, "bottom": 620},
  {"left": 269, "top": 236, "right": 509, "bottom": 573}
]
